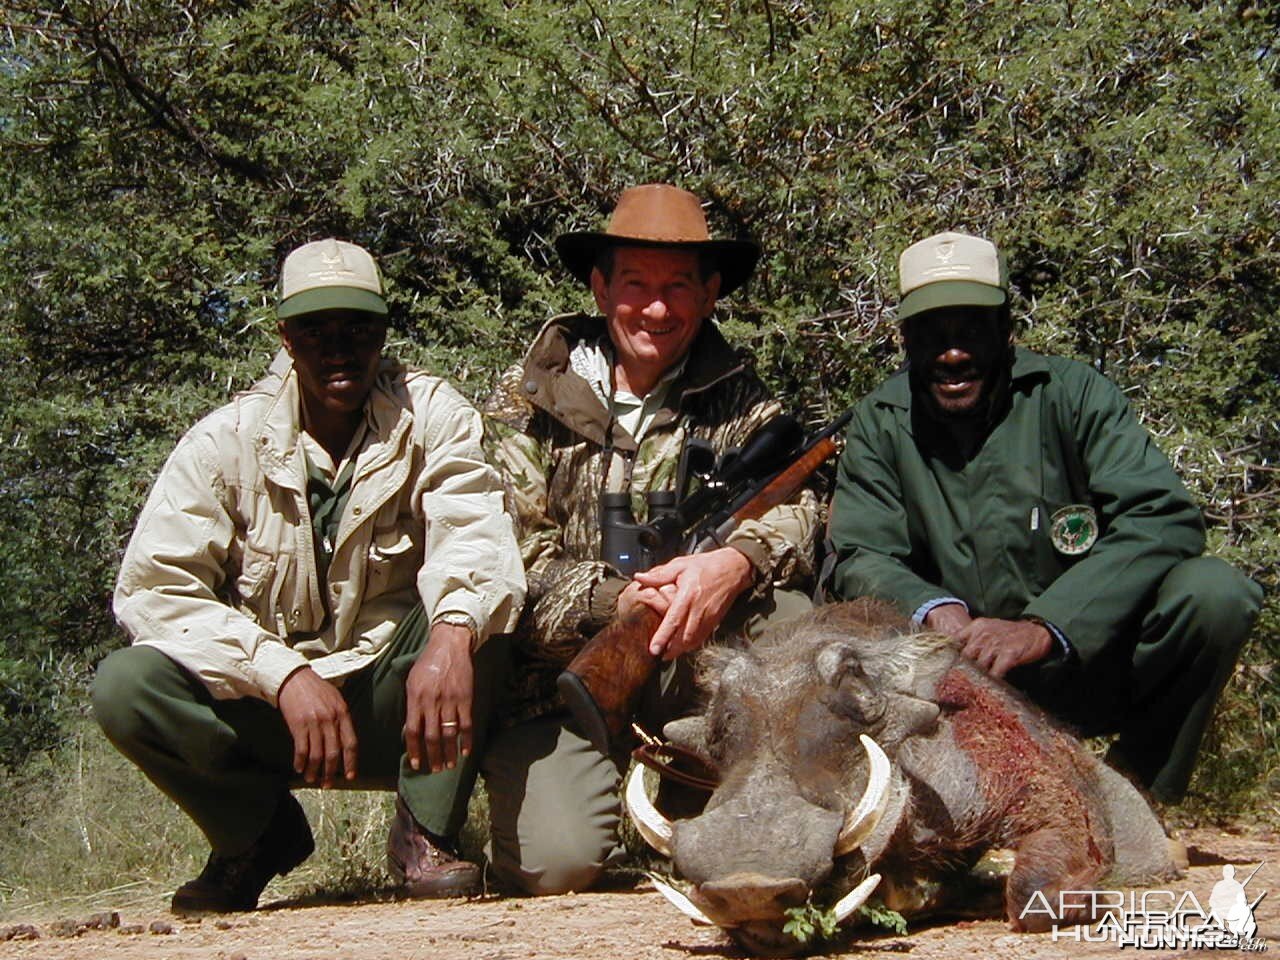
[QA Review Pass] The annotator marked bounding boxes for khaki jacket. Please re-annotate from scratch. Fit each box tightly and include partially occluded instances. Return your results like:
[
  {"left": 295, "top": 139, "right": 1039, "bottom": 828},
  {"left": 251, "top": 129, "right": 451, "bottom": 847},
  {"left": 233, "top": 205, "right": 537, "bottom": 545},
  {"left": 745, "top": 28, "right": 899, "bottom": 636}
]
[
  {"left": 484, "top": 314, "right": 818, "bottom": 721},
  {"left": 114, "top": 350, "right": 525, "bottom": 705}
]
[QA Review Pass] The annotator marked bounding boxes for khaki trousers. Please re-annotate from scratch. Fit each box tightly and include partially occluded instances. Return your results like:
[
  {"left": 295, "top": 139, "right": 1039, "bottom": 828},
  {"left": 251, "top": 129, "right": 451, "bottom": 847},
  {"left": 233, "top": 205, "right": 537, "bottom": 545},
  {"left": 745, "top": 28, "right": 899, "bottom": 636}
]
[{"left": 481, "top": 589, "right": 812, "bottom": 895}]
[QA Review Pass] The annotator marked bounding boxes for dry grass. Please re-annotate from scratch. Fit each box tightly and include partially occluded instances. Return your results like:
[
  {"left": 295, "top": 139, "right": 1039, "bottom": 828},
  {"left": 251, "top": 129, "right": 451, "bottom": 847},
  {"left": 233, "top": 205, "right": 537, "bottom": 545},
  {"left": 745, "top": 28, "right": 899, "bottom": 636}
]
[
  {"left": 0, "top": 720, "right": 647, "bottom": 923},
  {"left": 0, "top": 725, "right": 202, "bottom": 919},
  {"left": 0, "top": 722, "right": 476, "bottom": 921}
]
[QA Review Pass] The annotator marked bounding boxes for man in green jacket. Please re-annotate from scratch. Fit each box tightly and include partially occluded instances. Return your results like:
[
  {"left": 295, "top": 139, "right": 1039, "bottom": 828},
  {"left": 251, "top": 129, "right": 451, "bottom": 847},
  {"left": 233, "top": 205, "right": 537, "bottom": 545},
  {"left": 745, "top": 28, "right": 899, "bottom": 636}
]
[{"left": 828, "top": 230, "right": 1262, "bottom": 803}]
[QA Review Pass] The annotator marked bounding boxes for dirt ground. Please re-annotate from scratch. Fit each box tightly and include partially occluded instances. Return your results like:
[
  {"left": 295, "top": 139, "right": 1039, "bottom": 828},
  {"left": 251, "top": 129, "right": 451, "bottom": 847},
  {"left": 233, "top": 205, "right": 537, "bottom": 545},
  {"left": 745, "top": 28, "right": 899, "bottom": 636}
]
[{"left": 2, "top": 827, "right": 1274, "bottom": 960}]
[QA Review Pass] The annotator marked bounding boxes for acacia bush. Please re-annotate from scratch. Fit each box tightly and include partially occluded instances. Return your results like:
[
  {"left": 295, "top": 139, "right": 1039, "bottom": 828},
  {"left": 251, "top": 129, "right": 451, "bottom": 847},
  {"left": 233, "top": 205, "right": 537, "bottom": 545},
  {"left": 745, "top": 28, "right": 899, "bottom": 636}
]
[{"left": 1, "top": 0, "right": 1276, "bottom": 812}]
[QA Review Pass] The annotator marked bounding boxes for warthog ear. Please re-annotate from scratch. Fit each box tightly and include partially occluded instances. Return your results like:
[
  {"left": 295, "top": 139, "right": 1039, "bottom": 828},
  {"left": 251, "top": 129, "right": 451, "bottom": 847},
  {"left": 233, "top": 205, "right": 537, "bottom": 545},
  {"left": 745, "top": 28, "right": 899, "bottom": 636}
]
[
  {"left": 882, "top": 692, "right": 941, "bottom": 741},
  {"left": 815, "top": 641, "right": 886, "bottom": 726},
  {"left": 814, "top": 641, "right": 856, "bottom": 687}
]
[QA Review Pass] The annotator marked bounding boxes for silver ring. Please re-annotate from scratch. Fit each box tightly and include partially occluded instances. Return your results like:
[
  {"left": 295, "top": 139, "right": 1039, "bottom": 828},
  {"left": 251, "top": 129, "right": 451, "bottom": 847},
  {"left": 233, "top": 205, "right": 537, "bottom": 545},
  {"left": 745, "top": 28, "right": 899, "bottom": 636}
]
[{"left": 441, "top": 721, "right": 459, "bottom": 729}]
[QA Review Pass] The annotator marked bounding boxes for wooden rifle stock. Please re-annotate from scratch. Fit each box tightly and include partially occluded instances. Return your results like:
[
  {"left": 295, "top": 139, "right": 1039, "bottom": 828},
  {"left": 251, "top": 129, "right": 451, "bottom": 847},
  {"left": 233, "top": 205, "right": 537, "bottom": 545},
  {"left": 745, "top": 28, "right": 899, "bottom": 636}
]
[
  {"left": 557, "top": 605, "right": 663, "bottom": 754},
  {"left": 558, "top": 427, "right": 846, "bottom": 755}
]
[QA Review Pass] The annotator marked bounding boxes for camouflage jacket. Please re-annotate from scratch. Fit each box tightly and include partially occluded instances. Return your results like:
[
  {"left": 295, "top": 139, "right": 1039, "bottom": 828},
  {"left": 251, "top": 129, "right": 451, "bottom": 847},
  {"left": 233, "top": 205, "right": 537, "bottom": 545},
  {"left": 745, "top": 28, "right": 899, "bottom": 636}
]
[{"left": 483, "top": 312, "right": 819, "bottom": 722}]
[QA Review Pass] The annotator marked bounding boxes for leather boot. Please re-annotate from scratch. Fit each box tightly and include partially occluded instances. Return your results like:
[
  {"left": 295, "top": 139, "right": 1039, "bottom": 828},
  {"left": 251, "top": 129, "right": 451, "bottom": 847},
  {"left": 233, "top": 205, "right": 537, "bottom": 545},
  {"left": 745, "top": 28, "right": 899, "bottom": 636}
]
[
  {"left": 171, "top": 793, "right": 315, "bottom": 914},
  {"left": 386, "top": 796, "right": 480, "bottom": 898}
]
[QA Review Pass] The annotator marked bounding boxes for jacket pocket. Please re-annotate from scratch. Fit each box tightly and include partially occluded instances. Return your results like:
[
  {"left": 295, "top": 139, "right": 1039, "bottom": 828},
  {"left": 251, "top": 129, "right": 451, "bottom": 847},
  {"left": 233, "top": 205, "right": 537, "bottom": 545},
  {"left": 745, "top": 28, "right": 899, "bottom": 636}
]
[
  {"left": 236, "top": 550, "right": 276, "bottom": 601},
  {"left": 1028, "top": 501, "right": 1080, "bottom": 587},
  {"left": 367, "top": 528, "right": 420, "bottom": 591},
  {"left": 235, "top": 549, "right": 277, "bottom": 617}
]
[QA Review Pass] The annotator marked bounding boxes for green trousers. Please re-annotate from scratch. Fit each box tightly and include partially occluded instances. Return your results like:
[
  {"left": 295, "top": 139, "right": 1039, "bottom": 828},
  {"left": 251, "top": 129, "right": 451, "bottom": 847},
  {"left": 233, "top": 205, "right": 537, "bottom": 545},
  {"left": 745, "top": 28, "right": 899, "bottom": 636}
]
[
  {"left": 481, "top": 588, "right": 813, "bottom": 896},
  {"left": 1012, "top": 556, "right": 1263, "bottom": 802},
  {"left": 92, "top": 605, "right": 507, "bottom": 856}
]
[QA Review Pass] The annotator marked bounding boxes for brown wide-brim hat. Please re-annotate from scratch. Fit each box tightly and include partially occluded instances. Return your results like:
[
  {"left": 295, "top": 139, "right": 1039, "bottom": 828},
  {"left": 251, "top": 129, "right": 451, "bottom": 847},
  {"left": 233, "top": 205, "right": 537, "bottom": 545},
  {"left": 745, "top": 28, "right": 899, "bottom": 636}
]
[{"left": 555, "top": 184, "right": 760, "bottom": 297}]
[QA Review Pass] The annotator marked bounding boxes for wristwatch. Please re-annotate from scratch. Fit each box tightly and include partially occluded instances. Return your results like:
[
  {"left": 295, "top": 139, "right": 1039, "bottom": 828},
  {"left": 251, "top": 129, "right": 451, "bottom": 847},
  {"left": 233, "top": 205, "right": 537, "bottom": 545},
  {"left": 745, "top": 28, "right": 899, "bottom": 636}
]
[{"left": 432, "top": 612, "right": 479, "bottom": 649}]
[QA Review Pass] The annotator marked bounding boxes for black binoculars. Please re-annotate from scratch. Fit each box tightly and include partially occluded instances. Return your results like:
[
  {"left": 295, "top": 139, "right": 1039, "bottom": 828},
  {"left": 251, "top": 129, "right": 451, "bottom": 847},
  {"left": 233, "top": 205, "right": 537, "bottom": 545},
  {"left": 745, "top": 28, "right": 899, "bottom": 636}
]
[
  {"left": 597, "top": 415, "right": 810, "bottom": 579},
  {"left": 599, "top": 490, "right": 682, "bottom": 578}
]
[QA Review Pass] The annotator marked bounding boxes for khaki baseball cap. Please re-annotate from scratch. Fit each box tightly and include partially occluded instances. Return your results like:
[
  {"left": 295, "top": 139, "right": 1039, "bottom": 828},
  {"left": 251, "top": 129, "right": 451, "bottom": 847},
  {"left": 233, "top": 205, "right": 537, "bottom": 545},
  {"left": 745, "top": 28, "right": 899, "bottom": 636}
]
[
  {"left": 277, "top": 238, "right": 388, "bottom": 319},
  {"left": 898, "top": 231, "right": 1007, "bottom": 320}
]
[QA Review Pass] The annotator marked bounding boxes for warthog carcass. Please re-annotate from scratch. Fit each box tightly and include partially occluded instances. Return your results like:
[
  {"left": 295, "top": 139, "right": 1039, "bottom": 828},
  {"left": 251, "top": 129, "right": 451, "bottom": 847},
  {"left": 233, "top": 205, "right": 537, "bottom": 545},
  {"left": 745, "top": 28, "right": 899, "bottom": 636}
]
[{"left": 626, "top": 599, "right": 1183, "bottom": 954}]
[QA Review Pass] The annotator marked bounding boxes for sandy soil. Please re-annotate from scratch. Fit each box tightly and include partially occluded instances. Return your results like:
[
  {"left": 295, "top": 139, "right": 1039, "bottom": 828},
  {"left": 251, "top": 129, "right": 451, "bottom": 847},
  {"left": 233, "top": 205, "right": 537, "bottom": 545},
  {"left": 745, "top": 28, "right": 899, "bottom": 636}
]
[{"left": 2, "top": 827, "right": 1274, "bottom": 960}]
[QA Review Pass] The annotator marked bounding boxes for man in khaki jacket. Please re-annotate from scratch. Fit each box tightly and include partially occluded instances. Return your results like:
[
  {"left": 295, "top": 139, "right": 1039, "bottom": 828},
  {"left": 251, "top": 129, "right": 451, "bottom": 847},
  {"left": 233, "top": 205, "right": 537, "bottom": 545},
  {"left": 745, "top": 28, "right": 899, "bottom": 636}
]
[
  {"left": 481, "top": 185, "right": 817, "bottom": 894},
  {"left": 94, "top": 239, "right": 525, "bottom": 913}
]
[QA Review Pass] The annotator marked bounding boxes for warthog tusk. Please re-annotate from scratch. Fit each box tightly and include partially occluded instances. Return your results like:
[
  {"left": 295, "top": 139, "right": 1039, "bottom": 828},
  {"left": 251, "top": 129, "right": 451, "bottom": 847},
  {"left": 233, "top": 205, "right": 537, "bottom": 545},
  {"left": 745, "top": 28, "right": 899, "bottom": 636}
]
[
  {"left": 834, "top": 734, "right": 891, "bottom": 856},
  {"left": 648, "top": 873, "right": 719, "bottom": 927},
  {"left": 625, "top": 765, "right": 673, "bottom": 857},
  {"left": 832, "top": 873, "right": 883, "bottom": 925}
]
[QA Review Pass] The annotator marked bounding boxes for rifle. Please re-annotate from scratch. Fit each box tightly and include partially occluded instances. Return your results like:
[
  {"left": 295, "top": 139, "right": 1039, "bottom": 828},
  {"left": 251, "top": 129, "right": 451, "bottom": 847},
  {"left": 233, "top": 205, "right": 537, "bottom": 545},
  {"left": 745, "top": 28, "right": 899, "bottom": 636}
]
[{"left": 556, "top": 409, "right": 853, "bottom": 754}]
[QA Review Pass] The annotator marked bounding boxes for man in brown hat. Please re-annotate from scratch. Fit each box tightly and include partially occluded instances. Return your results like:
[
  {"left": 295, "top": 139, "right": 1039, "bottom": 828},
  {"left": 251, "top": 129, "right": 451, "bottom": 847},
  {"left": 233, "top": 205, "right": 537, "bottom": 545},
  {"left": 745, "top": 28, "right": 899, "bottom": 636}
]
[{"left": 480, "top": 184, "right": 818, "bottom": 894}]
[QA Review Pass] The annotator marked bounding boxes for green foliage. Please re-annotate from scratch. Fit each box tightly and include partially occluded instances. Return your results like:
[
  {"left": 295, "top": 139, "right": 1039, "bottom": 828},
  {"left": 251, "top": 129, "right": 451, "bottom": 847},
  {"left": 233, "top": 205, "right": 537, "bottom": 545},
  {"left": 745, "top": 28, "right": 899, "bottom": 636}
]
[
  {"left": 857, "top": 899, "right": 910, "bottom": 936},
  {"left": 0, "top": 0, "right": 1275, "bottom": 815},
  {"left": 782, "top": 894, "right": 909, "bottom": 945},
  {"left": 0, "top": 658, "right": 70, "bottom": 766},
  {"left": 783, "top": 899, "right": 841, "bottom": 945}
]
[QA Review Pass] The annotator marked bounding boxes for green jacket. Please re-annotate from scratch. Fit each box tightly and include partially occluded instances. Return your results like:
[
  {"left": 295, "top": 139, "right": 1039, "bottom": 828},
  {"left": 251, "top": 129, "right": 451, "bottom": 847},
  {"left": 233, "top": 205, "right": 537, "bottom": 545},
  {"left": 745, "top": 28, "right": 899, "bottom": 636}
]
[
  {"left": 829, "top": 347, "right": 1205, "bottom": 669},
  {"left": 484, "top": 313, "right": 818, "bottom": 721}
]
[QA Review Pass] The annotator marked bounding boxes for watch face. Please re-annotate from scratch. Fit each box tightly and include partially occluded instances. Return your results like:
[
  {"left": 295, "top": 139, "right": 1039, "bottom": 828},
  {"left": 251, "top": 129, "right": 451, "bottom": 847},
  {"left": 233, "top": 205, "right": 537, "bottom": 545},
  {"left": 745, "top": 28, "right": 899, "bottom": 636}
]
[{"left": 1050, "top": 505, "right": 1099, "bottom": 556}]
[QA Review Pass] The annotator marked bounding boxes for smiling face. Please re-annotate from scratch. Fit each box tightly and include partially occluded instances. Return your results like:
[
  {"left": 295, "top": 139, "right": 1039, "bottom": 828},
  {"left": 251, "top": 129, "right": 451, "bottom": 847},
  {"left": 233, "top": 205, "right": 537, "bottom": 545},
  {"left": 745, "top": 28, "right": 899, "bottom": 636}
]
[
  {"left": 902, "top": 305, "right": 1011, "bottom": 419},
  {"left": 278, "top": 308, "right": 388, "bottom": 424},
  {"left": 591, "top": 245, "right": 721, "bottom": 397}
]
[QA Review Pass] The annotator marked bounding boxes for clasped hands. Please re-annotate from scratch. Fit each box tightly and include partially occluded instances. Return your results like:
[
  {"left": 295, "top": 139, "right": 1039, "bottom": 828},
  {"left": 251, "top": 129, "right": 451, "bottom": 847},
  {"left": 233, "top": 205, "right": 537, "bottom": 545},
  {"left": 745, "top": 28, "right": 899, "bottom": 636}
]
[
  {"left": 277, "top": 622, "right": 475, "bottom": 787},
  {"left": 618, "top": 546, "right": 755, "bottom": 662},
  {"left": 924, "top": 603, "right": 1053, "bottom": 678}
]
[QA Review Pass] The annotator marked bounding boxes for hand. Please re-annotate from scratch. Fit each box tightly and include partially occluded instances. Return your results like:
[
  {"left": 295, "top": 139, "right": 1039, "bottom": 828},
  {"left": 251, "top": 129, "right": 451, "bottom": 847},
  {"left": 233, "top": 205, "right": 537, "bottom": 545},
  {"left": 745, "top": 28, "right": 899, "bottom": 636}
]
[
  {"left": 278, "top": 666, "right": 358, "bottom": 787},
  {"left": 404, "top": 623, "right": 475, "bottom": 774},
  {"left": 955, "top": 618, "right": 1052, "bottom": 678},
  {"left": 923, "top": 602, "right": 973, "bottom": 637},
  {"left": 631, "top": 547, "right": 755, "bottom": 661},
  {"left": 617, "top": 580, "right": 676, "bottom": 620}
]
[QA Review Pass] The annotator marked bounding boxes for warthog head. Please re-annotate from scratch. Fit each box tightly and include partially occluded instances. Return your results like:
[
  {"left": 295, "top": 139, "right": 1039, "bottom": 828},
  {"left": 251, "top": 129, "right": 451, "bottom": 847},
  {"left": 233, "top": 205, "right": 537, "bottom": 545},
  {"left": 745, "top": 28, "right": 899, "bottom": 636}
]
[
  {"left": 628, "top": 599, "right": 1183, "bottom": 954},
  {"left": 628, "top": 600, "right": 944, "bottom": 955}
]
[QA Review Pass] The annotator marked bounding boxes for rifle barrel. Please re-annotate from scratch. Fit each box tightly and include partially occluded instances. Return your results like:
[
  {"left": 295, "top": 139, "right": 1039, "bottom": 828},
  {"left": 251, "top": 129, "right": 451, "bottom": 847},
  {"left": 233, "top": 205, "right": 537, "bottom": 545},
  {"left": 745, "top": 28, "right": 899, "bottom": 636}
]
[
  {"left": 734, "top": 435, "right": 839, "bottom": 523},
  {"left": 704, "top": 434, "right": 841, "bottom": 546}
]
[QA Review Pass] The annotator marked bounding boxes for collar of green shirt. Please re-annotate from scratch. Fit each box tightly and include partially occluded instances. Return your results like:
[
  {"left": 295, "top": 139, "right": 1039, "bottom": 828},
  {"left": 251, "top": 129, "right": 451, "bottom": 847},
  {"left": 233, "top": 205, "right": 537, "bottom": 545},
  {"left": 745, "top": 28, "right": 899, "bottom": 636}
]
[{"left": 569, "top": 334, "right": 688, "bottom": 442}]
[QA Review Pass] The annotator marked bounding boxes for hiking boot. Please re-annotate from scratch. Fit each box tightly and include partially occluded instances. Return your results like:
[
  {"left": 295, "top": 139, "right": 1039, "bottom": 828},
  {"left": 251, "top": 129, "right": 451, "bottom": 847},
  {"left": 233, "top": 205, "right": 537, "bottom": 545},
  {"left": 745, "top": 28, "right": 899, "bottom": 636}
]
[
  {"left": 171, "top": 793, "right": 314, "bottom": 914},
  {"left": 386, "top": 796, "right": 480, "bottom": 898}
]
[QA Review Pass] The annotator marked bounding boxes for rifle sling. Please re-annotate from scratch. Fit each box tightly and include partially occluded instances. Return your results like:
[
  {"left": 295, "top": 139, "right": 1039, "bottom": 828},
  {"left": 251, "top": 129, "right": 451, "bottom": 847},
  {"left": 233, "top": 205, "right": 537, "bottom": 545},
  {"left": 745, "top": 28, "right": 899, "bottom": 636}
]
[{"left": 632, "top": 741, "right": 720, "bottom": 793}]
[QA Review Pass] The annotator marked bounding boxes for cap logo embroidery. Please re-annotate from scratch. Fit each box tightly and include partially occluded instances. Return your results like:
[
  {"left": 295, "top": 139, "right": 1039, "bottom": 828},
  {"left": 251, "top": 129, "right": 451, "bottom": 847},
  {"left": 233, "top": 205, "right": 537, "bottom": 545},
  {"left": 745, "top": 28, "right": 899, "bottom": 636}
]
[{"left": 311, "top": 247, "right": 356, "bottom": 281}]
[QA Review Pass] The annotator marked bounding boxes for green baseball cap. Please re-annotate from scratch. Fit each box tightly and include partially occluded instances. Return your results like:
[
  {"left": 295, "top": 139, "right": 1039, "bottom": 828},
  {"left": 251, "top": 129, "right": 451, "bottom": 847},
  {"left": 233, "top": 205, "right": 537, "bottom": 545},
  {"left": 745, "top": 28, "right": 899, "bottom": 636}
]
[
  {"left": 898, "top": 231, "right": 1007, "bottom": 321},
  {"left": 277, "top": 238, "right": 388, "bottom": 319}
]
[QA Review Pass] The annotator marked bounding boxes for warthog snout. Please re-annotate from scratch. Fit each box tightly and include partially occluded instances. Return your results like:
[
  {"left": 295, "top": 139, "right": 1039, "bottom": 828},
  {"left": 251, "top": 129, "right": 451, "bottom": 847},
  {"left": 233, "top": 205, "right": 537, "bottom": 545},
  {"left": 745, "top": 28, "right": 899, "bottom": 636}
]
[{"left": 697, "top": 874, "right": 810, "bottom": 921}]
